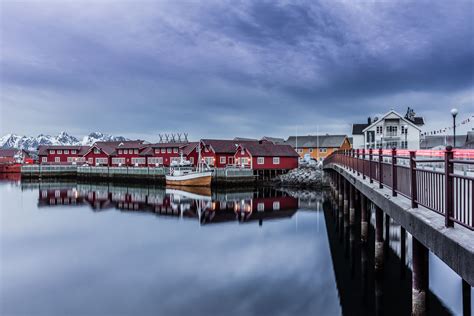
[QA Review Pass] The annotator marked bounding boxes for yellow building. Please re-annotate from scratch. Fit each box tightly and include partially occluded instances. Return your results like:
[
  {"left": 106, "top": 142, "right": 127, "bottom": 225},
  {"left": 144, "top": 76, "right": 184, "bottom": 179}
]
[{"left": 285, "top": 135, "right": 352, "bottom": 161}]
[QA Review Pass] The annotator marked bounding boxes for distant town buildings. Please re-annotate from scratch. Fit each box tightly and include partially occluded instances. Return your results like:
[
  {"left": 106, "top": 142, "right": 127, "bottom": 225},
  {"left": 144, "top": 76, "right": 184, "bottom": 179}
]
[
  {"left": 285, "top": 135, "right": 351, "bottom": 160},
  {"left": 352, "top": 109, "right": 425, "bottom": 149}
]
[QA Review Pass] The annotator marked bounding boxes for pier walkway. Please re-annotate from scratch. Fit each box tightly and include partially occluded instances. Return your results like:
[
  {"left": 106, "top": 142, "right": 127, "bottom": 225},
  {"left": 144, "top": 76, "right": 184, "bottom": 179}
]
[{"left": 323, "top": 147, "right": 473, "bottom": 315}]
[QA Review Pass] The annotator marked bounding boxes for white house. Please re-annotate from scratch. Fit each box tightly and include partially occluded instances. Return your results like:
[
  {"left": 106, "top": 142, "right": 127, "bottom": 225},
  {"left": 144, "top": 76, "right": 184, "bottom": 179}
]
[{"left": 352, "top": 109, "right": 425, "bottom": 150}]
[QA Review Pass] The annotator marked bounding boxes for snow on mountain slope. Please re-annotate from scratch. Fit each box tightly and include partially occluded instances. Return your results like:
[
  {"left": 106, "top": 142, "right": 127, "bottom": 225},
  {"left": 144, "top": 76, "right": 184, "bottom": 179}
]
[{"left": 0, "top": 132, "right": 129, "bottom": 151}]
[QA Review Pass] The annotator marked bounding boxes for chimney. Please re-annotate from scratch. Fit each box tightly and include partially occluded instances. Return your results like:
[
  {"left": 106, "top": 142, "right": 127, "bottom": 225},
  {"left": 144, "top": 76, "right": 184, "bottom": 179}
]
[{"left": 368, "top": 117, "right": 372, "bottom": 125}]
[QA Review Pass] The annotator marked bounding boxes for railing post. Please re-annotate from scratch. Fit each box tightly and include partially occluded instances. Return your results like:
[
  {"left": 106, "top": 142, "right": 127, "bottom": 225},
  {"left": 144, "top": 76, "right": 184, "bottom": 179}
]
[
  {"left": 391, "top": 147, "right": 397, "bottom": 197},
  {"left": 356, "top": 149, "right": 360, "bottom": 176},
  {"left": 378, "top": 148, "right": 383, "bottom": 189},
  {"left": 369, "top": 148, "right": 373, "bottom": 183},
  {"left": 444, "top": 146, "right": 454, "bottom": 227},
  {"left": 352, "top": 149, "right": 356, "bottom": 173},
  {"left": 410, "top": 151, "right": 418, "bottom": 208},
  {"left": 362, "top": 149, "right": 366, "bottom": 180}
]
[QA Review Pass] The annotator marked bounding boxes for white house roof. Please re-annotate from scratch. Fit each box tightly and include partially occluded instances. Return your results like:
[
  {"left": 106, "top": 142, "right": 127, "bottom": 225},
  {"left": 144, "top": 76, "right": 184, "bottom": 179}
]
[{"left": 362, "top": 110, "right": 422, "bottom": 133}]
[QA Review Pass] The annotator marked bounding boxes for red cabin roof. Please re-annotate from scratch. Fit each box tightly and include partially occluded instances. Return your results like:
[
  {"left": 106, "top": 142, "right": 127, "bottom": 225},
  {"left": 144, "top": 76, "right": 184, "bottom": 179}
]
[{"left": 238, "top": 143, "right": 299, "bottom": 157}]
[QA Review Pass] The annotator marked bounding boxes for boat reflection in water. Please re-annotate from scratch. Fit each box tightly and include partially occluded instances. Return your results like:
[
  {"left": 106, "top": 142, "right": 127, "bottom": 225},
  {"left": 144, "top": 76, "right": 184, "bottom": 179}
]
[{"left": 33, "top": 181, "right": 298, "bottom": 226}]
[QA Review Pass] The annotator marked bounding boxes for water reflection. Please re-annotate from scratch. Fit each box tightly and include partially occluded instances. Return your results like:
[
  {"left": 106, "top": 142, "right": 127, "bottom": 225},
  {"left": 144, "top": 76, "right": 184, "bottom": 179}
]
[{"left": 28, "top": 181, "right": 298, "bottom": 226}]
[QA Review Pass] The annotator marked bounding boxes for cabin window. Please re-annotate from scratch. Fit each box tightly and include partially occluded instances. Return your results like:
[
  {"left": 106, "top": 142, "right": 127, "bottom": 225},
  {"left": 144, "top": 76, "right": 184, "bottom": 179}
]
[
  {"left": 401, "top": 126, "right": 408, "bottom": 135},
  {"left": 173, "top": 148, "right": 178, "bottom": 153},
  {"left": 228, "top": 157, "right": 234, "bottom": 164},
  {"left": 64, "top": 150, "right": 69, "bottom": 154},
  {"left": 320, "top": 148, "right": 327, "bottom": 153},
  {"left": 50, "top": 150, "right": 55, "bottom": 154},
  {"left": 167, "top": 148, "right": 172, "bottom": 153},
  {"left": 118, "top": 150, "right": 122, "bottom": 154},
  {"left": 42, "top": 157, "right": 47, "bottom": 163},
  {"left": 220, "top": 156, "right": 226, "bottom": 164},
  {"left": 189, "top": 157, "right": 194, "bottom": 164},
  {"left": 57, "top": 150, "right": 62, "bottom": 154},
  {"left": 257, "top": 157, "right": 264, "bottom": 164},
  {"left": 241, "top": 158, "right": 249, "bottom": 165},
  {"left": 94, "top": 148, "right": 100, "bottom": 154},
  {"left": 160, "top": 148, "right": 165, "bottom": 153},
  {"left": 131, "top": 158, "right": 145, "bottom": 165},
  {"left": 297, "top": 149, "right": 303, "bottom": 153},
  {"left": 95, "top": 158, "right": 108, "bottom": 165},
  {"left": 124, "top": 149, "right": 128, "bottom": 154},
  {"left": 257, "top": 203, "right": 265, "bottom": 212},
  {"left": 55, "top": 157, "right": 60, "bottom": 163},
  {"left": 72, "top": 150, "right": 77, "bottom": 154},
  {"left": 41, "top": 190, "right": 47, "bottom": 198},
  {"left": 148, "top": 157, "right": 163, "bottom": 165},
  {"left": 112, "top": 158, "right": 125, "bottom": 165},
  {"left": 273, "top": 201, "right": 280, "bottom": 210},
  {"left": 309, "top": 149, "right": 313, "bottom": 153},
  {"left": 67, "top": 157, "right": 74, "bottom": 162},
  {"left": 376, "top": 126, "right": 383, "bottom": 134},
  {"left": 273, "top": 157, "right": 280, "bottom": 164},
  {"left": 134, "top": 149, "right": 138, "bottom": 154}
]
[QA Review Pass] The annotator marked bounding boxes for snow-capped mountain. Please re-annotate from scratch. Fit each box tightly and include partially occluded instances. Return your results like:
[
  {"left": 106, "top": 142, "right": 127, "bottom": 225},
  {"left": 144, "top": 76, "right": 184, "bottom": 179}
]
[{"left": 0, "top": 132, "right": 129, "bottom": 151}]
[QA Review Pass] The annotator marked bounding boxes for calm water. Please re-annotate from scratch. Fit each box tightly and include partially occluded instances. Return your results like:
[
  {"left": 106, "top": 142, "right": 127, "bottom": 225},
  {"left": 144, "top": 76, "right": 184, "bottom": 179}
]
[{"left": 0, "top": 177, "right": 472, "bottom": 315}]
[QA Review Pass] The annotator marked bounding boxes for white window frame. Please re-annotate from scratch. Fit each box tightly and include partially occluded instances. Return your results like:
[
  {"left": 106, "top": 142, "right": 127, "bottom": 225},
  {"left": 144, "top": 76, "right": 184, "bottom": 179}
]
[
  {"left": 309, "top": 149, "right": 313, "bottom": 153},
  {"left": 72, "top": 150, "right": 77, "bottom": 154},
  {"left": 134, "top": 149, "right": 138, "bottom": 154},
  {"left": 167, "top": 148, "right": 172, "bottom": 153},
  {"left": 148, "top": 157, "right": 163, "bottom": 165},
  {"left": 64, "top": 150, "right": 69, "bottom": 154},
  {"left": 57, "top": 150, "right": 62, "bottom": 154},
  {"left": 50, "top": 149, "right": 55, "bottom": 154},
  {"left": 124, "top": 149, "right": 128, "bottom": 154},
  {"left": 42, "top": 157, "right": 47, "bottom": 163},
  {"left": 55, "top": 157, "right": 60, "bottom": 163},
  {"left": 273, "top": 157, "right": 280, "bottom": 165},
  {"left": 257, "top": 157, "right": 264, "bottom": 165},
  {"left": 320, "top": 148, "right": 327, "bottom": 153},
  {"left": 220, "top": 156, "right": 226, "bottom": 164},
  {"left": 94, "top": 148, "right": 100, "bottom": 154},
  {"left": 95, "top": 158, "right": 108, "bottom": 165},
  {"left": 173, "top": 148, "right": 178, "bottom": 153},
  {"left": 241, "top": 157, "right": 249, "bottom": 165},
  {"left": 112, "top": 157, "right": 125, "bottom": 165},
  {"left": 297, "top": 149, "right": 303, "bottom": 153},
  {"left": 257, "top": 203, "right": 265, "bottom": 212},
  {"left": 189, "top": 157, "right": 194, "bottom": 164},
  {"left": 131, "top": 157, "right": 145, "bottom": 165},
  {"left": 273, "top": 201, "right": 280, "bottom": 210}
]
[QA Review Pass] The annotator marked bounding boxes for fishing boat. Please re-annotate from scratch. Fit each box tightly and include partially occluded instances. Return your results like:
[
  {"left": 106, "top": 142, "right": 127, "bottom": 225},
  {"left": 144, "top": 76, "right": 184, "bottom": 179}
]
[{"left": 165, "top": 147, "right": 212, "bottom": 186}]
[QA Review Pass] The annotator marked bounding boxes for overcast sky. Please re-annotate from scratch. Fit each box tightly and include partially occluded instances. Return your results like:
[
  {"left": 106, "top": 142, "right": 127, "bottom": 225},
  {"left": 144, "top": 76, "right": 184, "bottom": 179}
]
[{"left": 1, "top": 0, "right": 473, "bottom": 141}]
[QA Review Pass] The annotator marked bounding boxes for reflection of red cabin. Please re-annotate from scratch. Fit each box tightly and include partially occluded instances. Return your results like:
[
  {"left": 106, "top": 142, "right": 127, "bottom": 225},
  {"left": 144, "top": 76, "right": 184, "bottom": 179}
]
[
  {"left": 234, "top": 142, "right": 298, "bottom": 170},
  {"left": 38, "top": 146, "right": 89, "bottom": 164}
]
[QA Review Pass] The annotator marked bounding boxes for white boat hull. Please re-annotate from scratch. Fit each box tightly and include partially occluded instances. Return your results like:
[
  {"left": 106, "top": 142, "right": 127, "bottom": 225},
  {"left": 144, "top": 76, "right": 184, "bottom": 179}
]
[{"left": 166, "top": 171, "right": 212, "bottom": 186}]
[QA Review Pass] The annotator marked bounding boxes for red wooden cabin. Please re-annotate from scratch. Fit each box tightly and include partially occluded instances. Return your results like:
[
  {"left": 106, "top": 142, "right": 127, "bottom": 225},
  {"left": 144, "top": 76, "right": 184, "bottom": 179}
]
[
  {"left": 140, "top": 143, "right": 189, "bottom": 167},
  {"left": 38, "top": 145, "right": 89, "bottom": 164},
  {"left": 234, "top": 142, "right": 298, "bottom": 170},
  {"left": 83, "top": 141, "right": 145, "bottom": 166},
  {"left": 199, "top": 139, "right": 267, "bottom": 168}
]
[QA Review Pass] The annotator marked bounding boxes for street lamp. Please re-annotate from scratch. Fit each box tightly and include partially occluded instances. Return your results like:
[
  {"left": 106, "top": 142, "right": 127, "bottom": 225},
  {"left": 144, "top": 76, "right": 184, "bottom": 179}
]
[{"left": 451, "top": 108, "right": 458, "bottom": 148}]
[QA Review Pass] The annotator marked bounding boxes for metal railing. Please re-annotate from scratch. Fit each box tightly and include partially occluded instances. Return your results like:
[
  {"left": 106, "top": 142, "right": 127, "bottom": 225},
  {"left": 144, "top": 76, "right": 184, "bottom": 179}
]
[{"left": 324, "top": 147, "right": 473, "bottom": 230}]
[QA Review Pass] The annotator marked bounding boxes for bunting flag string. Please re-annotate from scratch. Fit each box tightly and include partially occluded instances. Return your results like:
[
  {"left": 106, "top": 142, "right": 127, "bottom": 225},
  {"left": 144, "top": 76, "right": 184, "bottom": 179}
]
[{"left": 421, "top": 114, "right": 474, "bottom": 136}]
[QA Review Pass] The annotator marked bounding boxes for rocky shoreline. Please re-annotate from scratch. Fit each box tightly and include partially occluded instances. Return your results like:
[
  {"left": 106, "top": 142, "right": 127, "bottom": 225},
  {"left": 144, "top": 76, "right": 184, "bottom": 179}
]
[{"left": 273, "top": 165, "right": 326, "bottom": 188}]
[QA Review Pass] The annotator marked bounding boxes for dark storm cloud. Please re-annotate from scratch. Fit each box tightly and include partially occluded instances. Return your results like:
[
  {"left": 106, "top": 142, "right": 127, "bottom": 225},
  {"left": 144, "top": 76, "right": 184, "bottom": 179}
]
[{"left": 0, "top": 0, "right": 473, "bottom": 139}]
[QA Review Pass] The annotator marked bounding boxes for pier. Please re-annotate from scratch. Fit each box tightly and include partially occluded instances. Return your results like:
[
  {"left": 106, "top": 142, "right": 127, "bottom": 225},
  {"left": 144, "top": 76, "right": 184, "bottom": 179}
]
[
  {"left": 20, "top": 164, "right": 255, "bottom": 184},
  {"left": 323, "top": 147, "right": 473, "bottom": 315}
]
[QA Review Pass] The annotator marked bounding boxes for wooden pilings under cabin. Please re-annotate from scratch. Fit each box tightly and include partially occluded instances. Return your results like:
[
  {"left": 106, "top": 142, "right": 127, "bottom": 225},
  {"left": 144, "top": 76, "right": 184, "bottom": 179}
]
[{"left": 326, "top": 169, "right": 473, "bottom": 316}]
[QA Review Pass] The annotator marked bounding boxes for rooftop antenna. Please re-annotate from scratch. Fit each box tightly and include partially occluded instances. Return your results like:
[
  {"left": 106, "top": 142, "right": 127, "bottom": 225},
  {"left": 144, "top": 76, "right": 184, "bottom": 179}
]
[
  {"left": 184, "top": 133, "right": 189, "bottom": 142},
  {"left": 158, "top": 134, "right": 164, "bottom": 143},
  {"left": 165, "top": 134, "right": 170, "bottom": 143},
  {"left": 177, "top": 133, "right": 182, "bottom": 142}
]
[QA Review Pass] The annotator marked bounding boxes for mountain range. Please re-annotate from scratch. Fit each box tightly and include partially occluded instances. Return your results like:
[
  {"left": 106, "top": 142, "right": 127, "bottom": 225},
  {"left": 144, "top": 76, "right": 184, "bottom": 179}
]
[{"left": 0, "top": 132, "right": 129, "bottom": 152}]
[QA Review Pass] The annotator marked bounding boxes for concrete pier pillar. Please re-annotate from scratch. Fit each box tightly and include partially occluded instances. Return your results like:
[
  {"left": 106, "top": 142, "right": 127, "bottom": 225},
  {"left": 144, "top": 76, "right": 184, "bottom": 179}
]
[
  {"left": 338, "top": 174, "right": 344, "bottom": 205},
  {"left": 462, "top": 279, "right": 471, "bottom": 316},
  {"left": 412, "top": 237, "right": 429, "bottom": 316},
  {"left": 349, "top": 184, "right": 355, "bottom": 225},
  {"left": 360, "top": 194, "right": 368, "bottom": 243},
  {"left": 400, "top": 226, "right": 406, "bottom": 279},
  {"left": 375, "top": 273, "right": 384, "bottom": 316},
  {"left": 344, "top": 179, "right": 350, "bottom": 215},
  {"left": 385, "top": 213, "right": 390, "bottom": 259},
  {"left": 375, "top": 206, "right": 384, "bottom": 272}
]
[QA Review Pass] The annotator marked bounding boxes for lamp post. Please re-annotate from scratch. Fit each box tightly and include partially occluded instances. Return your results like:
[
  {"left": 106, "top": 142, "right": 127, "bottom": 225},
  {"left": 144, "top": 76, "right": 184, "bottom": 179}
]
[{"left": 451, "top": 108, "right": 458, "bottom": 148}]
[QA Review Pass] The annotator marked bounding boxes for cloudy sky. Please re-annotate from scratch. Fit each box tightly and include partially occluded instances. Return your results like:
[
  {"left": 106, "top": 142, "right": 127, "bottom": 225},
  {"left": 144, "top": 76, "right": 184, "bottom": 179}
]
[{"left": 1, "top": 0, "right": 473, "bottom": 141}]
